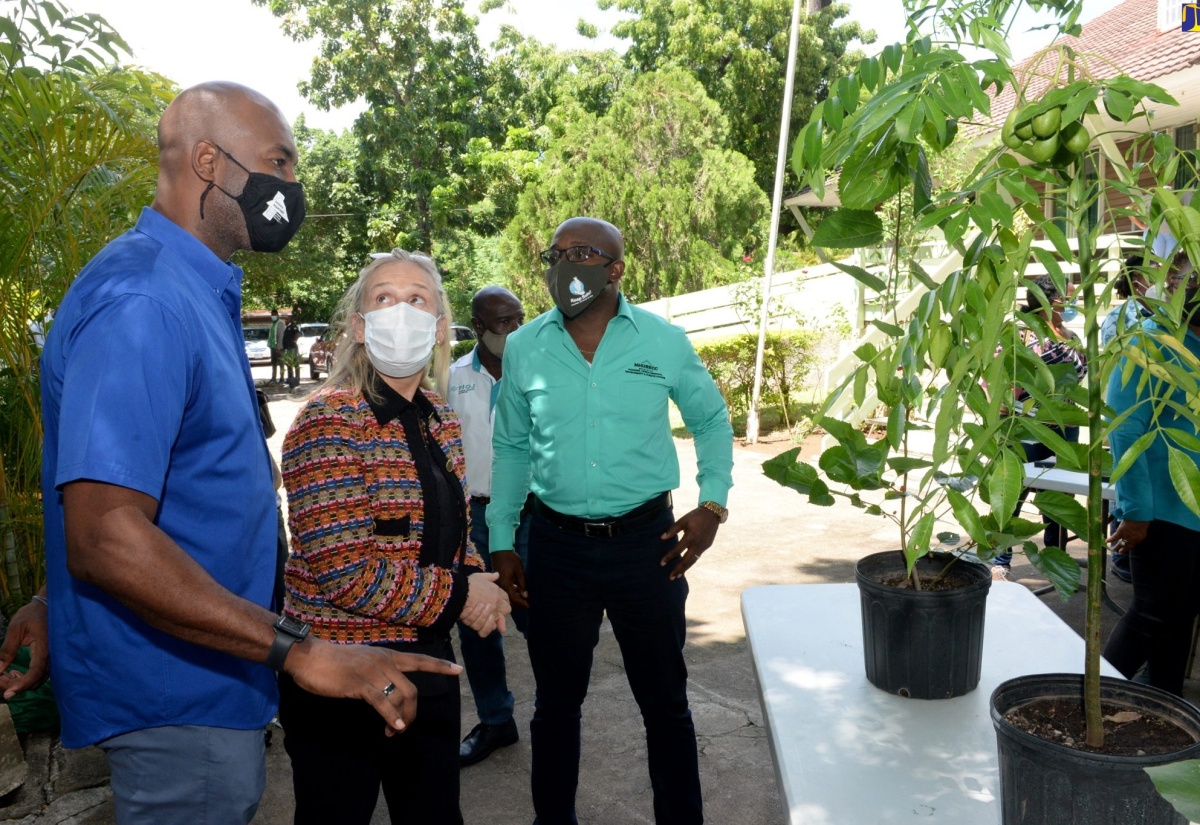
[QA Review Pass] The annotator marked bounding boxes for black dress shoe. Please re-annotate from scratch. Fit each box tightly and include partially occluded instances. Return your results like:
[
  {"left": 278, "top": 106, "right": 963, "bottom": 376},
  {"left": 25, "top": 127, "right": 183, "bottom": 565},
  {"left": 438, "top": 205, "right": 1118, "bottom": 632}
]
[{"left": 459, "top": 718, "right": 519, "bottom": 767}]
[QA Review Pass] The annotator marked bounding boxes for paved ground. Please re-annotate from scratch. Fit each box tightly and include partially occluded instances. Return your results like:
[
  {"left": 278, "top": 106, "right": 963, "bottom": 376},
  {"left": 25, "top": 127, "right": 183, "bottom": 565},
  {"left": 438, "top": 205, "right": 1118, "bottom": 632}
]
[{"left": 248, "top": 369, "right": 1198, "bottom": 825}]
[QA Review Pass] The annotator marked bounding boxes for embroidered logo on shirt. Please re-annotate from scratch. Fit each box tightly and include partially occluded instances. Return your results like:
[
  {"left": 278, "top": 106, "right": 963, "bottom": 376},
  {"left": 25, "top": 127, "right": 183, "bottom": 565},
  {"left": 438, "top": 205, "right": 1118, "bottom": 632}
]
[
  {"left": 262, "top": 191, "right": 289, "bottom": 223},
  {"left": 625, "top": 360, "right": 665, "bottom": 379}
]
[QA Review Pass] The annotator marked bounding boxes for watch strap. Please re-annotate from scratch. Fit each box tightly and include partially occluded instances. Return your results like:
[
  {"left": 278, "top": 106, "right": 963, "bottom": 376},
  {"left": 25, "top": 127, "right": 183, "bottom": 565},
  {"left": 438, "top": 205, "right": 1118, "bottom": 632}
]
[
  {"left": 266, "top": 616, "right": 309, "bottom": 671},
  {"left": 700, "top": 500, "right": 728, "bottom": 523}
]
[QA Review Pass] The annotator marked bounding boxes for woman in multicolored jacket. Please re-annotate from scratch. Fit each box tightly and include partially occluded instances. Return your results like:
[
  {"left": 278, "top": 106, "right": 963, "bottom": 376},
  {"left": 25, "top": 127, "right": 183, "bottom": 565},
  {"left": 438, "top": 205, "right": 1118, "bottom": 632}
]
[{"left": 279, "top": 250, "right": 511, "bottom": 825}]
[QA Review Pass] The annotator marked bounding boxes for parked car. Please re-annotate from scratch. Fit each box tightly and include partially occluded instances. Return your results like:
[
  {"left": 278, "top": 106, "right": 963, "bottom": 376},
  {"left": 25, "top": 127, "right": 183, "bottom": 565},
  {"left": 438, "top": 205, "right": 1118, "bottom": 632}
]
[
  {"left": 296, "top": 322, "right": 328, "bottom": 361},
  {"left": 243, "top": 326, "right": 271, "bottom": 364},
  {"left": 451, "top": 324, "right": 476, "bottom": 342},
  {"left": 308, "top": 327, "right": 340, "bottom": 380}
]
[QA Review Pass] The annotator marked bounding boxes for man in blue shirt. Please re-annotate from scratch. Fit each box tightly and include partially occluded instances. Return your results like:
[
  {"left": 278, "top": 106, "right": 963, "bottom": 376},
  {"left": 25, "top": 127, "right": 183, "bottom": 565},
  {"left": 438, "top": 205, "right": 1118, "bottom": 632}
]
[
  {"left": 37, "top": 81, "right": 459, "bottom": 824},
  {"left": 489, "top": 217, "right": 734, "bottom": 824}
]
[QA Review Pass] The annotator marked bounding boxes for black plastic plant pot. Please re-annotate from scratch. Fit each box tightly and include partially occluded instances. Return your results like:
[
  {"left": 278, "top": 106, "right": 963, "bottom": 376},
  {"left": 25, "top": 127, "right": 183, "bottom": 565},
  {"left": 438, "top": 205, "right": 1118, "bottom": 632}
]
[
  {"left": 855, "top": 550, "right": 991, "bottom": 700},
  {"left": 991, "top": 673, "right": 1200, "bottom": 825}
]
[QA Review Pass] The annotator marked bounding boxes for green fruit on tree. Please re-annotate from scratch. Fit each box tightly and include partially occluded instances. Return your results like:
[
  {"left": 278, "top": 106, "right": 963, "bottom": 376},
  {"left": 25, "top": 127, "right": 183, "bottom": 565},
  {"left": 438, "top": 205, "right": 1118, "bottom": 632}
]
[
  {"left": 1001, "top": 108, "right": 1023, "bottom": 149},
  {"left": 1027, "top": 133, "right": 1060, "bottom": 164},
  {"left": 1050, "top": 144, "right": 1079, "bottom": 168},
  {"left": 1031, "top": 106, "right": 1062, "bottom": 139},
  {"left": 1061, "top": 120, "right": 1090, "bottom": 154},
  {"left": 1014, "top": 107, "right": 1035, "bottom": 141}
]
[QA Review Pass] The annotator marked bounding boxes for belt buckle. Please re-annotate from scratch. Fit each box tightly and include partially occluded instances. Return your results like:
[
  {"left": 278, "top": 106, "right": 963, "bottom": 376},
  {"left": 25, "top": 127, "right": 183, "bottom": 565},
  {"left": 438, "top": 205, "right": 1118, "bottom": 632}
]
[{"left": 583, "top": 521, "right": 615, "bottom": 538}]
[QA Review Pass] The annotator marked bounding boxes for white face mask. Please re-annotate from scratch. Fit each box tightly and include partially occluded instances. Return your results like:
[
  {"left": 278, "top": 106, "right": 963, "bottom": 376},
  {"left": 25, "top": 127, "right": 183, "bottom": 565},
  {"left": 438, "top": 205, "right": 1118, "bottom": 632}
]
[
  {"left": 359, "top": 302, "right": 439, "bottom": 378},
  {"left": 481, "top": 328, "right": 509, "bottom": 358}
]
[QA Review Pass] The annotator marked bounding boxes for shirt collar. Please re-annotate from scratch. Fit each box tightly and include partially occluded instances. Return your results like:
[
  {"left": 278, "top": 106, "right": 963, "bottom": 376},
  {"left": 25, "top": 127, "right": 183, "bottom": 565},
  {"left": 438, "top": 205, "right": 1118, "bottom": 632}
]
[
  {"left": 365, "top": 376, "right": 438, "bottom": 427},
  {"left": 135, "top": 207, "right": 243, "bottom": 297},
  {"left": 536, "top": 292, "right": 640, "bottom": 337}
]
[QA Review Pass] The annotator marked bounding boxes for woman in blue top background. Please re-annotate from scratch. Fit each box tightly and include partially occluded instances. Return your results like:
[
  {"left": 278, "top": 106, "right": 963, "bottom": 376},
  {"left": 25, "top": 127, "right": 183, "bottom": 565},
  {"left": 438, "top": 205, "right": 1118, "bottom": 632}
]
[{"left": 1103, "top": 286, "right": 1200, "bottom": 696}]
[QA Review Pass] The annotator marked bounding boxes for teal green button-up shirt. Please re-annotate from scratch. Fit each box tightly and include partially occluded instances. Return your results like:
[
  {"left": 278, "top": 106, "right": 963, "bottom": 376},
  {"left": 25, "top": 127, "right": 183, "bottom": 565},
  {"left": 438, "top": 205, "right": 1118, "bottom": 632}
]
[{"left": 487, "top": 294, "right": 733, "bottom": 552}]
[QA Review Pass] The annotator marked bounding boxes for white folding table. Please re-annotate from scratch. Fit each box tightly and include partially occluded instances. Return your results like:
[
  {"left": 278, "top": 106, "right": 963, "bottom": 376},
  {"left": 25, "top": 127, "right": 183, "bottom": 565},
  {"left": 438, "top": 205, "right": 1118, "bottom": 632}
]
[{"left": 742, "top": 582, "right": 1121, "bottom": 824}]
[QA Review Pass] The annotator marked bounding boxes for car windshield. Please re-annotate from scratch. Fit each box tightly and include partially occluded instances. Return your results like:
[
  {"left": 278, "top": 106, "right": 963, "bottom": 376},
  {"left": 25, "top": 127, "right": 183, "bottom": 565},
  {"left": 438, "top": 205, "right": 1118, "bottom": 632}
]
[
  {"left": 300, "top": 323, "right": 327, "bottom": 337},
  {"left": 244, "top": 327, "right": 269, "bottom": 341}
]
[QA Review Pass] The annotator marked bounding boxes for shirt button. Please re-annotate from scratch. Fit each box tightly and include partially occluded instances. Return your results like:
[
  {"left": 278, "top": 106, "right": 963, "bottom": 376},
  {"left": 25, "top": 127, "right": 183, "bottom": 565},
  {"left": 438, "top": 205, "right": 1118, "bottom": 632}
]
[
  {"left": 590, "top": 461, "right": 597, "bottom": 467},
  {"left": 591, "top": 382, "right": 597, "bottom": 388},
  {"left": 590, "top": 421, "right": 596, "bottom": 427}
]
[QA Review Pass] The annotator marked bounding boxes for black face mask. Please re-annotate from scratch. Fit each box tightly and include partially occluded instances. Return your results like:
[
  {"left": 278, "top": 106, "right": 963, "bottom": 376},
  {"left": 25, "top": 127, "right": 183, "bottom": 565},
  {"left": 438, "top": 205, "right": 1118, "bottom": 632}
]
[
  {"left": 199, "top": 145, "right": 306, "bottom": 253},
  {"left": 546, "top": 259, "right": 611, "bottom": 318}
]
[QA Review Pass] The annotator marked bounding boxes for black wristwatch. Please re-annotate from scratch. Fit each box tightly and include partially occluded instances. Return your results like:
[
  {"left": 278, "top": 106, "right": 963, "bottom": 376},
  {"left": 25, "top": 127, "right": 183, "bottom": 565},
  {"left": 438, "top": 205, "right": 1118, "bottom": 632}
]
[{"left": 266, "top": 614, "right": 311, "bottom": 672}]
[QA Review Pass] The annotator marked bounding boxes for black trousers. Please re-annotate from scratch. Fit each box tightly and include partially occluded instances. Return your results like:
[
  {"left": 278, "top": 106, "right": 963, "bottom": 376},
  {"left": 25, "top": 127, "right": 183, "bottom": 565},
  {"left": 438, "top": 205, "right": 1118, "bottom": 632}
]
[
  {"left": 279, "top": 644, "right": 462, "bottom": 825},
  {"left": 1103, "top": 519, "right": 1200, "bottom": 696}
]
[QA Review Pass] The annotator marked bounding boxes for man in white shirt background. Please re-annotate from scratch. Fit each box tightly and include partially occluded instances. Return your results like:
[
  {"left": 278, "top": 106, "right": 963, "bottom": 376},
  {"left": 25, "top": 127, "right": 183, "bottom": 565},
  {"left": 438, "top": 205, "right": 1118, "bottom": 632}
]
[{"left": 448, "top": 285, "right": 530, "bottom": 767}]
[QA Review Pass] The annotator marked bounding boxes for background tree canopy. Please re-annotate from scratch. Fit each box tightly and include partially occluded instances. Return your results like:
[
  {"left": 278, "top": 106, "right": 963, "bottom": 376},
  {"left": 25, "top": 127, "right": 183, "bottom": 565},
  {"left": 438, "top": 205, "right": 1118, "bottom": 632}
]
[
  {"left": 248, "top": 0, "right": 871, "bottom": 322},
  {"left": 502, "top": 68, "right": 769, "bottom": 311}
]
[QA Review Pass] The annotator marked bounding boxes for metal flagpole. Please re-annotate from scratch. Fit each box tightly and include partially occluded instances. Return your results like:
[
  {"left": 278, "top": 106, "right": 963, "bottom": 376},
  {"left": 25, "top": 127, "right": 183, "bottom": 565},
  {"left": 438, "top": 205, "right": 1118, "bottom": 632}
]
[{"left": 746, "top": 0, "right": 804, "bottom": 444}]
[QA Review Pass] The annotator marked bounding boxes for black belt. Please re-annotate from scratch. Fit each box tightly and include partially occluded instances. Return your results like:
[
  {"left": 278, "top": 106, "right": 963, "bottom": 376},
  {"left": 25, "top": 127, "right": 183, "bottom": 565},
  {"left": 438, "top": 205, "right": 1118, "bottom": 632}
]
[
  {"left": 470, "top": 495, "right": 491, "bottom": 505},
  {"left": 534, "top": 492, "right": 671, "bottom": 538}
]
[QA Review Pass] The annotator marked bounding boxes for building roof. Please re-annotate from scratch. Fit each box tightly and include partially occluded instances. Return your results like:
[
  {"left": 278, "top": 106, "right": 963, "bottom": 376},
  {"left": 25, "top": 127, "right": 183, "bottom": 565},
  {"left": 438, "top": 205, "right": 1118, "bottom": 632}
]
[{"left": 992, "top": 0, "right": 1200, "bottom": 122}]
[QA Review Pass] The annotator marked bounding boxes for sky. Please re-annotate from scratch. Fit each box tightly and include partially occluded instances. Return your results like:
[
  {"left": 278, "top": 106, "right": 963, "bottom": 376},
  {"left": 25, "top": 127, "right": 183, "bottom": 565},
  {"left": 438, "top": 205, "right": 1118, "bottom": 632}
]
[{"left": 75, "top": 0, "right": 1125, "bottom": 133}]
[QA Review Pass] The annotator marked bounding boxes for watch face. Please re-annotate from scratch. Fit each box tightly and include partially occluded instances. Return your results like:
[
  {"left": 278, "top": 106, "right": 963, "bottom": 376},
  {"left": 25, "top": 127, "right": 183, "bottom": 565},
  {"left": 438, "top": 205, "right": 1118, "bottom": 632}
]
[{"left": 276, "top": 615, "right": 310, "bottom": 638}]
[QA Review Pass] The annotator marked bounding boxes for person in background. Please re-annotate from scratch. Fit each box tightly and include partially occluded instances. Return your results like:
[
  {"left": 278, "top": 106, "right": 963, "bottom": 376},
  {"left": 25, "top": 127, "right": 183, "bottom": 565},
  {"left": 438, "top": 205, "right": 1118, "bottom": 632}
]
[
  {"left": 279, "top": 250, "right": 511, "bottom": 824},
  {"left": 447, "top": 285, "right": 531, "bottom": 767},
  {"left": 281, "top": 313, "right": 301, "bottom": 388},
  {"left": 268, "top": 307, "right": 286, "bottom": 384},
  {"left": 1101, "top": 256, "right": 1154, "bottom": 584},
  {"left": 991, "top": 275, "right": 1088, "bottom": 581},
  {"left": 37, "top": 82, "right": 459, "bottom": 825},
  {"left": 1103, "top": 286, "right": 1200, "bottom": 697},
  {"left": 1100, "top": 256, "right": 1152, "bottom": 349},
  {"left": 489, "top": 216, "right": 733, "bottom": 825}
]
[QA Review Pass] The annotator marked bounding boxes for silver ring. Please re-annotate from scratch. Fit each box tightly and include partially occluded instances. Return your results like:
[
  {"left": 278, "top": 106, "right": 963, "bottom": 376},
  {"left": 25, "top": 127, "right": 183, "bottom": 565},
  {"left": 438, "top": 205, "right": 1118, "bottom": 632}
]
[
  {"left": 382, "top": 682, "right": 396, "bottom": 696},
  {"left": 1113, "top": 538, "right": 1127, "bottom": 549}
]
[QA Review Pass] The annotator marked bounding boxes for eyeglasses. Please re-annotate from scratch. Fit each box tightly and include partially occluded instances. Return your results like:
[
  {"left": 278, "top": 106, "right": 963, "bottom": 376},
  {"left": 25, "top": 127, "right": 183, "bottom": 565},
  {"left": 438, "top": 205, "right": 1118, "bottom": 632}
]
[{"left": 538, "top": 245, "right": 616, "bottom": 266}]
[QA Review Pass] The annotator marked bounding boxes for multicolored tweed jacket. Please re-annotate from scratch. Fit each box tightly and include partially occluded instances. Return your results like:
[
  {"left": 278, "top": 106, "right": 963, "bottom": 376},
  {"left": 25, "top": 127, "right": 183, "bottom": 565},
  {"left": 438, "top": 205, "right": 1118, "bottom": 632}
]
[{"left": 281, "top": 383, "right": 484, "bottom": 644}]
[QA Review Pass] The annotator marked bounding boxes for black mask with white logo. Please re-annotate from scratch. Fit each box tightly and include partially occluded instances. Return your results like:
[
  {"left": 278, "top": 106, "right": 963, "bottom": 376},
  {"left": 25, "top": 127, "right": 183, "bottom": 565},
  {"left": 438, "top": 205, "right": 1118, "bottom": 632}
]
[
  {"left": 200, "top": 145, "right": 306, "bottom": 253},
  {"left": 545, "top": 259, "right": 611, "bottom": 319}
]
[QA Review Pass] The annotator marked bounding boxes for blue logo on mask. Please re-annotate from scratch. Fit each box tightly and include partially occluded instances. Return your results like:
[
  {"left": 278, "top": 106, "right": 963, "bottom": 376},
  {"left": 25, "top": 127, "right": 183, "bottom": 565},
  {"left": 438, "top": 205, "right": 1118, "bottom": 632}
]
[{"left": 569, "top": 277, "right": 587, "bottom": 296}]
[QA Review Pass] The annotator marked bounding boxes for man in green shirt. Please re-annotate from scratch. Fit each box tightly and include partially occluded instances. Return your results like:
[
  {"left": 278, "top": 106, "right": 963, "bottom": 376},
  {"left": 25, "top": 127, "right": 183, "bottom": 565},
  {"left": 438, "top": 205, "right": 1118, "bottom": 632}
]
[{"left": 489, "top": 217, "right": 733, "bottom": 824}]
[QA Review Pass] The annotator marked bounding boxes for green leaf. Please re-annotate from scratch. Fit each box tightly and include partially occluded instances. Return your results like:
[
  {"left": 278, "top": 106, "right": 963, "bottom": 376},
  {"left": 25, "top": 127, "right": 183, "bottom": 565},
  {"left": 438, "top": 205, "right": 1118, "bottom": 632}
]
[
  {"left": 989, "top": 448, "right": 1026, "bottom": 531},
  {"left": 839, "top": 133, "right": 906, "bottom": 210},
  {"left": 761, "top": 448, "right": 835, "bottom": 506},
  {"left": 1031, "top": 490, "right": 1090, "bottom": 544},
  {"left": 888, "top": 457, "right": 934, "bottom": 474},
  {"left": 1102, "top": 87, "right": 1135, "bottom": 122},
  {"left": 977, "top": 23, "right": 1012, "bottom": 61},
  {"left": 905, "top": 511, "right": 936, "bottom": 571},
  {"left": 947, "top": 488, "right": 990, "bottom": 549},
  {"left": 887, "top": 402, "right": 907, "bottom": 451},
  {"left": 1026, "top": 544, "right": 1080, "bottom": 601},
  {"left": 1108, "top": 430, "right": 1157, "bottom": 485},
  {"left": 811, "top": 209, "right": 884, "bottom": 248},
  {"left": 820, "top": 444, "right": 886, "bottom": 488},
  {"left": 871, "top": 319, "right": 905, "bottom": 337},
  {"left": 1167, "top": 445, "right": 1200, "bottom": 521},
  {"left": 1145, "top": 760, "right": 1200, "bottom": 822},
  {"left": 832, "top": 261, "right": 886, "bottom": 293}
]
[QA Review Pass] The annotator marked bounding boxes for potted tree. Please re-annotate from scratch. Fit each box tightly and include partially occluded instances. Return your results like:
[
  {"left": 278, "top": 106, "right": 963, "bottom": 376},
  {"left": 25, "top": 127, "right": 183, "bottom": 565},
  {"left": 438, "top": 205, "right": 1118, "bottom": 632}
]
[{"left": 764, "top": 0, "right": 1200, "bottom": 820}]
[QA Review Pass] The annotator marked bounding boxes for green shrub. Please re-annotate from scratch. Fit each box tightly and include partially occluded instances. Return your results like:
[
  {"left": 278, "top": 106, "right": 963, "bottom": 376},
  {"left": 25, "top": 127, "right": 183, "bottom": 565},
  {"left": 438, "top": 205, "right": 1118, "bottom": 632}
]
[{"left": 693, "top": 329, "right": 825, "bottom": 433}]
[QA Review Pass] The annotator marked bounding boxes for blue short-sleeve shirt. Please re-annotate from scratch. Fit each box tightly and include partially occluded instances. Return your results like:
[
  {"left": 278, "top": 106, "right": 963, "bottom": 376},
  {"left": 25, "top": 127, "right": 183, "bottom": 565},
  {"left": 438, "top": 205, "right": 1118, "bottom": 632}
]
[{"left": 40, "top": 208, "right": 279, "bottom": 747}]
